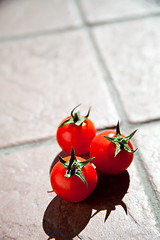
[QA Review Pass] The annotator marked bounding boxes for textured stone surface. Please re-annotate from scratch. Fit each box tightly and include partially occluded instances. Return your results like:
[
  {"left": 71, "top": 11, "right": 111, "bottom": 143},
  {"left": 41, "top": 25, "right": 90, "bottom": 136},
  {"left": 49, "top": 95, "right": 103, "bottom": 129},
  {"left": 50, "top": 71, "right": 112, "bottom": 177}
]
[
  {"left": 92, "top": 17, "right": 160, "bottom": 123},
  {"left": 0, "top": 30, "right": 119, "bottom": 148},
  {"left": 0, "top": 0, "right": 160, "bottom": 239},
  {"left": 0, "top": 0, "right": 82, "bottom": 38},
  {"left": 79, "top": 162, "right": 160, "bottom": 240},
  {"left": 0, "top": 144, "right": 58, "bottom": 240},
  {"left": 80, "top": 0, "right": 160, "bottom": 23},
  {"left": 0, "top": 145, "right": 159, "bottom": 240},
  {"left": 135, "top": 122, "right": 160, "bottom": 197}
]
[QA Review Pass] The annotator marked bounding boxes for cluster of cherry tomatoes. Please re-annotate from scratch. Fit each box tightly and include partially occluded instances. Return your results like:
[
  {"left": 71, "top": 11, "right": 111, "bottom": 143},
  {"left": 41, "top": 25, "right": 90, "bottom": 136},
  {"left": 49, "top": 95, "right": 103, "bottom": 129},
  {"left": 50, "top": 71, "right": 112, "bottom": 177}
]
[{"left": 50, "top": 105, "right": 137, "bottom": 203}]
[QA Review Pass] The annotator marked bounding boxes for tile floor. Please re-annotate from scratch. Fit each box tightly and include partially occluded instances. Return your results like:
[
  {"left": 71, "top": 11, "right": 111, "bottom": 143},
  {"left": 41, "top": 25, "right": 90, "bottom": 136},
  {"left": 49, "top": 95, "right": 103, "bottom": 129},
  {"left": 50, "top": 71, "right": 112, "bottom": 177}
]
[{"left": 0, "top": 0, "right": 160, "bottom": 239}]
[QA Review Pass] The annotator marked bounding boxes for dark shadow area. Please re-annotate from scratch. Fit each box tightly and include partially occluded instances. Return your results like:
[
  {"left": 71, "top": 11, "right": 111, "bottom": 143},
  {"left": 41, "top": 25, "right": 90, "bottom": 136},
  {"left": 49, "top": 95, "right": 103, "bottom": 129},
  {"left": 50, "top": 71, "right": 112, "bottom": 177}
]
[
  {"left": 43, "top": 196, "right": 92, "bottom": 240},
  {"left": 86, "top": 170, "right": 130, "bottom": 222},
  {"left": 43, "top": 151, "right": 130, "bottom": 239}
]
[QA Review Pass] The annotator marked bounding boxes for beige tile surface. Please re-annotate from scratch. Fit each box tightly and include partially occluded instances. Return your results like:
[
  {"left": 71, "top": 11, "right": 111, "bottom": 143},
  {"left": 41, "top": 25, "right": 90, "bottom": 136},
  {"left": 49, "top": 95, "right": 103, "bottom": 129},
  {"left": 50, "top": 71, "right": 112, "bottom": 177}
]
[
  {"left": 81, "top": 0, "right": 160, "bottom": 23},
  {"left": 135, "top": 122, "right": 160, "bottom": 197},
  {"left": 92, "top": 17, "right": 160, "bottom": 123},
  {"left": 0, "top": 144, "right": 159, "bottom": 240},
  {"left": 0, "top": 30, "right": 119, "bottom": 148},
  {"left": 0, "top": 0, "right": 160, "bottom": 239},
  {"left": 0, "top": 0, "right": 82, "bottom": 38}
]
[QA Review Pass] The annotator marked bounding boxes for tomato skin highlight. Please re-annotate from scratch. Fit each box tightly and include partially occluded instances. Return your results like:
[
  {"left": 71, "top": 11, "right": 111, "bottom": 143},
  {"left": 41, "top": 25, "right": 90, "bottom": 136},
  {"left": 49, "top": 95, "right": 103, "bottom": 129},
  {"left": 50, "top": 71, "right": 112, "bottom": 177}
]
[
  {"left": 56, "top": 116, "right": 96, "bottom": 156},
  {"left": 89, "top": 130, "right": 134, "bottom": 175},
  {"left": 50, "top": 156, "right": 97, "bottom": 202}
]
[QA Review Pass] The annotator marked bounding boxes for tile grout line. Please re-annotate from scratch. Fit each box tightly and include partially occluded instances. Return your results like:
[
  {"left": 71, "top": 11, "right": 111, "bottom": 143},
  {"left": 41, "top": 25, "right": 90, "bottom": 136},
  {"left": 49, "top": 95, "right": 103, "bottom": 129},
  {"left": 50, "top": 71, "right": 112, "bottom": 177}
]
[
  {"left": 0, "top": 25, "right": 83, "bottom": 44},
  {"left": 1, "top": 120, "right": 160, "bottom": 155},
  {"left": 0, "top": 137, "right": 57, "bottom": 155},
  {"left": 74, "top": 0, "right": 129, "bottom": 124},
  {"left": 0, "top": 12, "right": 159, "bottom": 44},
  {"left": 74, "top": 0, "right": 160, "bottom": 230},
  {"left": 88, "top": 11, "right": 160, "bottom": 27},
  {"left": 134, "top": 152, "right": 160, "bottom": 229}
]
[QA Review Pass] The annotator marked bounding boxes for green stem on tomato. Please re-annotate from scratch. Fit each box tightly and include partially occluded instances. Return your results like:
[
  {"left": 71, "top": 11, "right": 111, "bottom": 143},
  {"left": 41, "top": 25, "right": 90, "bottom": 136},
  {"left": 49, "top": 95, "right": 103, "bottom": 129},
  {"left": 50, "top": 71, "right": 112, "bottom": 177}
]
[
  {"left": 58, "top": 147, "right": 95, "bottom": 187},
  {"left": 103, "top": 121, "right": 137, "bottom": 157},
  {"left": 58, "top": 104, "right": 91, "bottom": 128}
]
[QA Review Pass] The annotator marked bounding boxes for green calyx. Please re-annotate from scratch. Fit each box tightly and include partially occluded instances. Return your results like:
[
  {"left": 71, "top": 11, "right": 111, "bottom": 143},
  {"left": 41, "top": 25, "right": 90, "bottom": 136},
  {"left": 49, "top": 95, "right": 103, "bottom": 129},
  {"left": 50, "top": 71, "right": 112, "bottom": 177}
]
[
  {"left": 58, "top": 104, "right": 91, "bottom": 128},
  {"left": 58, "top": 147, "right": 95, "bottom": 187},
  {"left": 103, "top": 121, "right": 137, "bottom": 157}
]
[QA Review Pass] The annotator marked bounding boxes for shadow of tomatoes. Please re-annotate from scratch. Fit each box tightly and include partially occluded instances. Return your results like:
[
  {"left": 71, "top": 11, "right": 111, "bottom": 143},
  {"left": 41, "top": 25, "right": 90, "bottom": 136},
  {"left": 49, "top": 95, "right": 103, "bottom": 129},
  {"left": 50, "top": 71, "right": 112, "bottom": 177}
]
[
  {"left": 43, "top": 196, "right": 92, "bottom": 240},
  {"left": 86, "top": 170, "right": 130, "bottom": 222},
  {"left": 42, "top": 151, "right": 130, "bottom": 239}
]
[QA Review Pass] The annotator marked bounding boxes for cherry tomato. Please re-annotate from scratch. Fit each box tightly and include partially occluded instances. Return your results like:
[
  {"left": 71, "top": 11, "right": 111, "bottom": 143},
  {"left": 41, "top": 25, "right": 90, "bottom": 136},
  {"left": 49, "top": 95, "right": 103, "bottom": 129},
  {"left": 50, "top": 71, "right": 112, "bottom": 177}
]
[
  {"left": 50, "top": 148, "right": 97, "bottom": 202},
  {"left": 89, "top": 122, "right": 137, "bottom": 175},
  {"left": 56, "top": 105, "right": 96, "bottom": 156}
]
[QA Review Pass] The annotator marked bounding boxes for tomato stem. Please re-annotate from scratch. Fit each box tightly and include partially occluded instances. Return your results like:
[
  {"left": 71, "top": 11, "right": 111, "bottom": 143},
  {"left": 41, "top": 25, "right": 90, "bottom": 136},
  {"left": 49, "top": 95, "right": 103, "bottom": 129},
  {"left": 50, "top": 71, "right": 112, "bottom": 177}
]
[
  {"left": 47, "top": 190, "right": 54, "bottom": 193},
  {"left": 103, "top": 121, "right": 137, "bottom": 157},
  {"left": 58, "top": 105, "right": 91, "bottom": 128},
  {"left": 58, "top": 147, "right": 95, "bottom": 187}
]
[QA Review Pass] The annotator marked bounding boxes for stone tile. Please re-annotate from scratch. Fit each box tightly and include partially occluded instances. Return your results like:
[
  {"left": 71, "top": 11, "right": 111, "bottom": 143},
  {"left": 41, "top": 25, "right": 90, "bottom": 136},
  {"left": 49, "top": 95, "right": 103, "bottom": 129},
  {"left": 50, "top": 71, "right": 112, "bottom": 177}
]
[
  {"left": 0, "top": 0, "right": 82, "bottom": 38},
  {"left": 0, "top": 30, "right": 119, "bottom": 148},
  {"left": 0, "top": 145, "right": 159, "bottom": 240},
  {"left": 0, "top": 143, "right": 160, "bottom": 240},
  {"left": 135, "top": 122, "right": 160, "bottom": 197},
  {"left": 0, "top": 144, "right": 59, "bottom": 240},
  {"left": 80, "top": 162, "right": 160, "bottom": 240},
  {"left": 92, "top": 17, "right": 160, "bottom": 123},
  {"left": 80, "top": 0, "right": 160, "bottom": 24}
]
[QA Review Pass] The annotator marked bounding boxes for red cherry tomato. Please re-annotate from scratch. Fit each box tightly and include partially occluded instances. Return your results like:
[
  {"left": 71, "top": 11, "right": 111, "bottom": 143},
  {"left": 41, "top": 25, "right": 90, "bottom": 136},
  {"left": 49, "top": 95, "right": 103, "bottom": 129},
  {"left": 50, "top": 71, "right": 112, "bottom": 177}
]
[
  {"left": 56, "top": 105, "right": 96, "bottom": 155},
  {"left": 90, "top": 122, "right": 137, "bottom": 175},
  {"left": 50, "top": 148, "right": 97, "bottom": 202}
]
